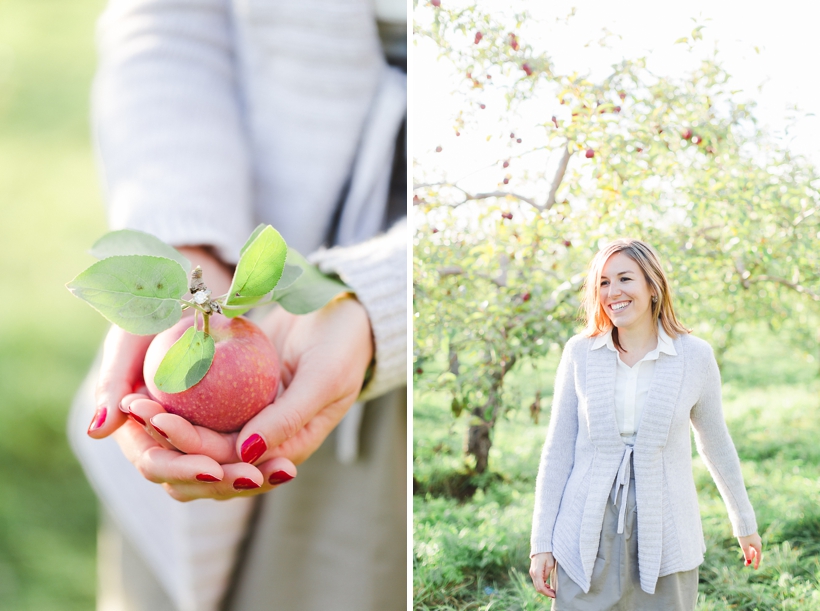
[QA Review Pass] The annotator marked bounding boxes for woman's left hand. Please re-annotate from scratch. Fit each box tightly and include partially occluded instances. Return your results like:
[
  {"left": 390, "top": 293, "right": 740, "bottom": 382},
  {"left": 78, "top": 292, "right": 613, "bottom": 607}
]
[{"left": 737, "top": 533, "right": 762, "bottom": 569}]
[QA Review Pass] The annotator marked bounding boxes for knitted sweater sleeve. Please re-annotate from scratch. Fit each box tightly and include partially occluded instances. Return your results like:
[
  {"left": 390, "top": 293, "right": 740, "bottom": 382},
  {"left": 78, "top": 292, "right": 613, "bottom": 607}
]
[
  {"left": 690, "top": 346, "right": 758, "bottom": 537},
  {"left": 92, "top": 0, "right": 255, "bottom": 261},
  {"left": 530, "top": 338, "right": 580, "bottom": 555},
  {"left": 310, "top": 219, "right": 407, "bottom": 401}
]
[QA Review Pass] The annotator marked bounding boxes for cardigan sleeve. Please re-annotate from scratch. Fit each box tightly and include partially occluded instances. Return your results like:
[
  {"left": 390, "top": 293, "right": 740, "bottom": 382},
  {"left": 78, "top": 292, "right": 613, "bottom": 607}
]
[
  {"left": 310, "top": 219, "right": 407, "bottom": 401},
  {"left": 92, "top": 0, "right": 255, "bottom": 262},
  {"left": 690, "top": 347, "right": 758, "bottom": 538},
  {"left": 530, "top": 337, "right": 580, "bottom": 556}
]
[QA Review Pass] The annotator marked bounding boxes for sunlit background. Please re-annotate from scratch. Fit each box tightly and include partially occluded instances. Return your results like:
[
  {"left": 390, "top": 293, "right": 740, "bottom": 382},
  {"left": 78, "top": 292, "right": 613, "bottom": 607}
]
[
  {"left": 414, "top": 0, "right": 820, "bottom": 179},
  {"left": 0, "top": 2, "right": 108, "bottom": 609}
]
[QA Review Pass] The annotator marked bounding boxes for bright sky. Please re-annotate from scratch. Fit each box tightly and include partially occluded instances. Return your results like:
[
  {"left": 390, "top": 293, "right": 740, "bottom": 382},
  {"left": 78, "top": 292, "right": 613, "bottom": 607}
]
[{"left": 412, "top": 0, "right": 820, "bottom": 191}]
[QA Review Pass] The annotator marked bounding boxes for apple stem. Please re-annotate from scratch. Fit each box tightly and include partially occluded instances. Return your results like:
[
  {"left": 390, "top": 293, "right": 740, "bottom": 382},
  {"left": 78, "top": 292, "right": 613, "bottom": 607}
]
[
  {"left": 193, "top": 309, "right": 199, "bottom": 332},
  {"left": 189, "top": 265, "right": 215, "bottom": 336}
]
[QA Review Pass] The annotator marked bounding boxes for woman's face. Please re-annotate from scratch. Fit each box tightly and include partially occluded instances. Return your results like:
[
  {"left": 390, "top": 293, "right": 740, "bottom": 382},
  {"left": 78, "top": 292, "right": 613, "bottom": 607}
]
[{"left": 599, "top": 252, "right": 656, "bottom": 333}]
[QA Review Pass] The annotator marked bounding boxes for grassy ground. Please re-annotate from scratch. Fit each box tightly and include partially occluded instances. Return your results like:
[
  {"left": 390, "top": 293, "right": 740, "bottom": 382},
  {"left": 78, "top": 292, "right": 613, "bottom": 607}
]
[
  {"left": 414, "top": 325, "right": 820, "bottom": 610},
  {"left": 0, "top": 1, "right": 108, "bottom": 609}
]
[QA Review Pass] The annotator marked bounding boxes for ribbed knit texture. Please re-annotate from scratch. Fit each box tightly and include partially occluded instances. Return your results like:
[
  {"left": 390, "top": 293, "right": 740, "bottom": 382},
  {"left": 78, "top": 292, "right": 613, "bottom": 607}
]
[{"left": 531, "top": 333, "right": 757, "bottom": 595}]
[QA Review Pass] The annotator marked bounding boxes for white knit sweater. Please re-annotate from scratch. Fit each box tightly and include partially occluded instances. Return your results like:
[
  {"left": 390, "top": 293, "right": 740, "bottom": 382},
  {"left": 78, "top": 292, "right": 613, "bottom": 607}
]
[{"left": 531, "top": 332, "right": 757, "bottom": 595}]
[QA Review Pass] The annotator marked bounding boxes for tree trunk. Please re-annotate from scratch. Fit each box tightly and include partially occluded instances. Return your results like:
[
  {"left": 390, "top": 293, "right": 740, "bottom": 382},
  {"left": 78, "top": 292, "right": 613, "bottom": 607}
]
[{"left": 467, "top": 408, "right": 492, "bottom": 474}]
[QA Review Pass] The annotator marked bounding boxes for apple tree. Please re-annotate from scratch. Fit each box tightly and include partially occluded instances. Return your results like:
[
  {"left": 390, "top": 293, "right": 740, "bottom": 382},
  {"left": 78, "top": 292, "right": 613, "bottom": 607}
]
[{"left": 414, "top": 3, "right": 820, "bottom": 474}]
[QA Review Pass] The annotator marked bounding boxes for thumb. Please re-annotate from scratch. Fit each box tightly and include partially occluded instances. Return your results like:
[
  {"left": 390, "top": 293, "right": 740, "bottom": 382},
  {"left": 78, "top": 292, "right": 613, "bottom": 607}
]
[
  {"left": 236, "top": 356, "right": 355, "bottom": 463},
  {"left": 90, "top": 328, "right": 153, "bottom": 438}
]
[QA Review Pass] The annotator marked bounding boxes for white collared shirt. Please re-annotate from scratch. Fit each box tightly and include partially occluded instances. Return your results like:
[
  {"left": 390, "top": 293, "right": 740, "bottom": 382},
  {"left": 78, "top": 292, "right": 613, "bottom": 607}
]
[{"left": 591, "top": 322, "right": 677, "bottom": 445}]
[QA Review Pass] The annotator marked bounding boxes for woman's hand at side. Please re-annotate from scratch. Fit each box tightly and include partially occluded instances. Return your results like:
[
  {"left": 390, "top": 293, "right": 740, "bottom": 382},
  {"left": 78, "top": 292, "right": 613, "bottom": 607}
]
[
  {"left": 529, "top": 552, "right": 557, "bottom": 598},
  {"left": 738, "top": 533, "right": 762, "bottom": 569}
]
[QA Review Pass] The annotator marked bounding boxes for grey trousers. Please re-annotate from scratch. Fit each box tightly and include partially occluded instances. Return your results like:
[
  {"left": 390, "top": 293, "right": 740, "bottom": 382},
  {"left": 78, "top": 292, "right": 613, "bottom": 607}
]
[
  {"left": 553, "top": 462, "right": 698, "bottom": 611},
  {"left": 96, "top": 389, "right": 407, "bottom": 611}
]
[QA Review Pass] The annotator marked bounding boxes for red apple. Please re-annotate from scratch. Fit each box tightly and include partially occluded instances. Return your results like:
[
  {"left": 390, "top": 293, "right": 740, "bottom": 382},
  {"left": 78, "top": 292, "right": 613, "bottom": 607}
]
[
  {"left": 474, "top": 31, "right": 483, "bottom": 44},
  {"left": 682, "top": 128, "right": 693, "bottom": 140},
  {"left": 585, "top": 148, "right": 595, "bottom": 159},
  {"left": 144, "top": 316, "right": 280, "bottom": 433}
]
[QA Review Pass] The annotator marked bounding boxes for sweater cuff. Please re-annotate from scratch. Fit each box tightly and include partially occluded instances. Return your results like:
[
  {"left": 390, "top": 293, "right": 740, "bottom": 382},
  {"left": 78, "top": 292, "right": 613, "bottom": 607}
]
[
  {"left": 732, "top": 519, "right": 758, "bottom": 539},
  {"left": 309, "top": 219, "right": 407, "bottom": 401},
  {"left": 530, "top": 540, "right": 552, "bottom": 557}
]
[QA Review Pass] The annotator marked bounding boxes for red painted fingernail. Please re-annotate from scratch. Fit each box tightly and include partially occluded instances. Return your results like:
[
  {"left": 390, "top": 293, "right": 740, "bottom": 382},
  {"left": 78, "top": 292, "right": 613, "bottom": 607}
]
[
  {"left": 87, "top": 407, "right": 107, "bottom": 434},
  {"left": 150, "top": 418, "right": 169, "bottom": 439},
  {"left": 241, "top": 434, "right": 267, "bottom": 464},
  {"left": 233, "top": 477, "right": 260, "bottom": 490},
  {"left": 268, "top": 470, "right": 294, "bottom": 486},
  {"left": 196, "top": 473, "right": 221, "bottom": 482},
  {"left": 128, "top": 410, "right": 146, "bottom": 426}
]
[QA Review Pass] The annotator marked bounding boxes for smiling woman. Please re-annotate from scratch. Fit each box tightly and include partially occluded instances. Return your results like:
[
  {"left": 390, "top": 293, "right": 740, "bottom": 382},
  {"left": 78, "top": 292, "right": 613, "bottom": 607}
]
[{"left": 529, "top": 238, "right": 762, "bottom": 610}]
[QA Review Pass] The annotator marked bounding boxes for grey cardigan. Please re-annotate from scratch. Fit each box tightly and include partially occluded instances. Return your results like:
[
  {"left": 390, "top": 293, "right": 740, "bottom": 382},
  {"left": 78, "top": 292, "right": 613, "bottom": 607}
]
[{"left": 530, "top": 332, "right": 757, "bottom": 594}]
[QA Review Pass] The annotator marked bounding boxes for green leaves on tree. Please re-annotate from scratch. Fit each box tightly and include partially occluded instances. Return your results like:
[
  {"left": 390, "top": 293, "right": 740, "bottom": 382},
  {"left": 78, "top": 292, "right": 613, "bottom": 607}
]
[
  {"left": 153, "top": 326, "right": 215, "bottom": 392},
  {"left": 66, "top": 255, "right": 188, "bottom": 335}
]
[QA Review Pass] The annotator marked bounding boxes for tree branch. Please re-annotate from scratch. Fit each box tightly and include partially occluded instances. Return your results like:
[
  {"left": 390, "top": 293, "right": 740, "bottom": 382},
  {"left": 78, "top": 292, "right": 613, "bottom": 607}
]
[
  {"left": 545, "top": 146, "right": 571, "bottom": 210},
  {"left": 414, "top": 181, "right": 540, "bottom": 209},
  {"left": 747, "top": 275, "right": 820, "bottom": 301}
]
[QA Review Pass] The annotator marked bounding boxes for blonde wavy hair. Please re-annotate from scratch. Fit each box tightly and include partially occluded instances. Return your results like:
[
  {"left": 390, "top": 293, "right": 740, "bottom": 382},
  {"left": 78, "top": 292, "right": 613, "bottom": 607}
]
[{"left": 581, "top": 238, "right": 689, "bottom": 351}]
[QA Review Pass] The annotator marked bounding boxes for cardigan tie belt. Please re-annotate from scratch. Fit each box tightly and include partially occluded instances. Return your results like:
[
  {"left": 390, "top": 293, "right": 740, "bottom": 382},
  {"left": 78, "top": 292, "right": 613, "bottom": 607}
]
[{"left": 611, "top": 445, "right": 634, "bottom": 534}]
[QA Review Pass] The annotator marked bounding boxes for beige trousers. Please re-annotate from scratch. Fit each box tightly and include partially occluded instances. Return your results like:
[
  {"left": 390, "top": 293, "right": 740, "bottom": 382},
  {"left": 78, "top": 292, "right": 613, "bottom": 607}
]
[
  {"left": 97, "top": 389, "right": 407, "bottom": 611},
  {"left": 553, "top": 458, "right": 698, "bottom": 611}
]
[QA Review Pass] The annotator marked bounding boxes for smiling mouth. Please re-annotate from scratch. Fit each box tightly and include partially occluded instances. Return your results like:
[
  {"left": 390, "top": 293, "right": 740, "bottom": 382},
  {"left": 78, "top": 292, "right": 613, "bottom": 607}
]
[{"left": 609, "top": 301, "right": 631, "bottom": 312}]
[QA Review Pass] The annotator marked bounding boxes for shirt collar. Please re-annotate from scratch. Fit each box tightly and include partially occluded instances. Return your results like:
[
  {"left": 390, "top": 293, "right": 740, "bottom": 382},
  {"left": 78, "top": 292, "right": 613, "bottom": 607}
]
[{"left": 591, "top": 321, "right": 677, "bottom": 357}]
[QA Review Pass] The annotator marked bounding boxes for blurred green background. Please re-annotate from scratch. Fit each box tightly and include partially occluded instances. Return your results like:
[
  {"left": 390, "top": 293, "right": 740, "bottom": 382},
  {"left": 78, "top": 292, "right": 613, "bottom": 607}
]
[{"left": 0, "top": 1, "right": 108, "bottom": 609}]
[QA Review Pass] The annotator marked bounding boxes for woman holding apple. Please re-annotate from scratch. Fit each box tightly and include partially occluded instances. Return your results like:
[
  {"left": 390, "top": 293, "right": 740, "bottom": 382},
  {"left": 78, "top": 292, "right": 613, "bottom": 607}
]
[
  {"left": 528, "top": 239, "right": 762, "bottom": 609},
  {"left": 68, "top": 0, "right": 407, "bottom": 610}
]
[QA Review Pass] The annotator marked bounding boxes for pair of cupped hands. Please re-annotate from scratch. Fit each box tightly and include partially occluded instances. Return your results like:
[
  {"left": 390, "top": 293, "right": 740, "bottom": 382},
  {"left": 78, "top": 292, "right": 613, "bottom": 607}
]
[{"left": 86, "top": 246, "right": 373, "bottom": 501}]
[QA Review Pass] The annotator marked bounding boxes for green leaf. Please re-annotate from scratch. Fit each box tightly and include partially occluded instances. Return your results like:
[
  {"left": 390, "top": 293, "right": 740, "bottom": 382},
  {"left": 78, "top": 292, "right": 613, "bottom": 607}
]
[
  {"left": 225, "top": 226, "right": 288, "bottom": 307},
  {"left": 153, "top": 326, "right": 215, "bottom": 393},
  {"left": 221, "top": 262, "right": 304, "bottom": 319},
  {"left": 240, "top": 224, "right": 267, "bottom": 257},
  {"left": 66, "top": 255, "right": 187, "bottom": 335},
  {"left": 275, "top": 263, "right": 304, "bottom": 291},
  {"left": 272, "top": 250, "right": 351, "bottom": 314},
  {"left": 90, "top": 229, "right": 191, "bottom": 275}
]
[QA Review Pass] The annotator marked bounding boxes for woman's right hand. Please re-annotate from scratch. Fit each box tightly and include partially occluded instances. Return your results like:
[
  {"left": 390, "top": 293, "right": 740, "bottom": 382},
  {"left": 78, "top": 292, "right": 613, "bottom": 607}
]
[{"left": 529, "top": 552, "right": 557, "bottom": 598}]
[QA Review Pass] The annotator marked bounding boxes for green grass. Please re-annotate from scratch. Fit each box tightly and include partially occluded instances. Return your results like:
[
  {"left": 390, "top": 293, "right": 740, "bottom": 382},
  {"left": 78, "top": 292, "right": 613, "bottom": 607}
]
[
  {"left": 414, "top": 326, "right": 820, "bottom": 610},
  {"left": 0, "top": 1, "right": 108, "bottom": 609}
]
